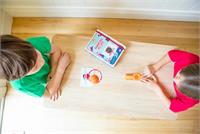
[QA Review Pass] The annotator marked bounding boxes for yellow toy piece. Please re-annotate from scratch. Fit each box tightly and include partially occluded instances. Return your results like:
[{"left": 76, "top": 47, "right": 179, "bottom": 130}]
[{"left": 125, "top": 73, "right": 142, "bottom": 80}]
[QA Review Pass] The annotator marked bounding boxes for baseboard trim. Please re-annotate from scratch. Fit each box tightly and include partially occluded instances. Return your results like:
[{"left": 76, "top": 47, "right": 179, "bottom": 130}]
[{"left": 3, "top": 6, "right": 200, "bottom": 22}]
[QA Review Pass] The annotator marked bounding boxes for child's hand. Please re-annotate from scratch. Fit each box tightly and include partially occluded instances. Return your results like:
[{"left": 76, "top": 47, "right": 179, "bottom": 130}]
[
  {"left": 141, "top": 75, "right": 159, "bottom": 89},
  {"left": 46, "top": 77, "right": 61, "bottom": 101},
  {"left": 142, "top": 64, "right": 157, "bottom": 79}
]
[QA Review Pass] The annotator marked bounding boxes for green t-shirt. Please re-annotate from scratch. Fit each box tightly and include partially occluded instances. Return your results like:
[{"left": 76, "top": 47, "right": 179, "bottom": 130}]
[{"left": 10, "top": 36, "right": 51, "bottom": 97}]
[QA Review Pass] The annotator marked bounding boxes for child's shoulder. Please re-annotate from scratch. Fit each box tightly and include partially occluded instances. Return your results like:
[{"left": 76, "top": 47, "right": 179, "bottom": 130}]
[
  {"left": 168, "top": 49, "right": 199, "bottom": 63},
  {"left": 26, "top": 36, "right": 52, "bottom": 54}
]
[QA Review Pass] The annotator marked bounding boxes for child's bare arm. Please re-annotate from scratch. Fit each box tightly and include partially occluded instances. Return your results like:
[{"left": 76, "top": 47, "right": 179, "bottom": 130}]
[
  {"left": 141, "top": 75, "right": 171, "bottom": 108},
  {"left": 46, "top": 43, "right": 70, "bottom": 100},
  {"left": 48, "top": 44, "right": 62, "bottom": 79},
  {"left": 143, "top": 54, "right": 171, "bottom": 78},
  {"left": 152, "top": 54, "right": 171, "bottom": 72},
  {"left": 152, "top": 82, "right": 171, "bottom": 108},
  {"left": 46, "top": 52, "right": 70, "bottom": 100}
]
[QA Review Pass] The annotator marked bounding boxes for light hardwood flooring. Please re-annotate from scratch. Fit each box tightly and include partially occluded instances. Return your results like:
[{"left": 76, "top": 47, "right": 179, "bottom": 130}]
[{"left": 3, "top": 18, "right": 200, "bottom": 134}]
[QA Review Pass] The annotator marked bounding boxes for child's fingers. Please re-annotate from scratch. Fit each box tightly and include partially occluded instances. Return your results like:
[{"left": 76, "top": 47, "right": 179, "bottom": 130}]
[
  {"left": 142, "top": 78, "right": 155, "bottom": 84},
  {"left": 51, "top": 94, "right": 56, "bottom": 101},
  {"left": 140, "top": 80, "right": 148, "bottom": 84},
  {"left": 54, "top": 92, "right": 58, "bottom": 101},
  {"left": 141, "top": 75, "right": 153, "bottom": 83},
  {"left": 53, "top": 90, "right": 62, "bottom": 101},
  {"left": 140, "top": 79, "right": 146, "bottom": 83},
  {"left": 145, "top": 79, "right": 152, "bottom": 83},
  {"left": 142, "top": 74, "right": 152, "bottom": 79},
  {"left": 50, "top": 94, "right": 53, "bottom": 100},
  {"left": 49, "top": 91, "right": 56, "bottom": 101},
  {"left": 58, "top": 89, "right": 61, "bottom": 96},
  {"left": 151, "top": 75, "right": 157, "bottom": 81},
  {"left": 62, "top": 52, "right": 66, "bottom": 56},
  {"left": 140, "top": 79, "right": 151, "bottom": 83}
]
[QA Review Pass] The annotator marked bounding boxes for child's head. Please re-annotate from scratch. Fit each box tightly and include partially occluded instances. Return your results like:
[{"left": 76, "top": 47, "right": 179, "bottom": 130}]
[
  {"left": 0, "top": 35, "right": 37, "bottom": 80},
  {"left": 174, "top": 63, "right": 200, "bottom": 99}
]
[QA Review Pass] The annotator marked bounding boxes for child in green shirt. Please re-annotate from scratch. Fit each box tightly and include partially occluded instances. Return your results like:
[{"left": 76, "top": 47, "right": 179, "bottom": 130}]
[{"left": 0, "top": 35, "right": 70, "bottom": 101}]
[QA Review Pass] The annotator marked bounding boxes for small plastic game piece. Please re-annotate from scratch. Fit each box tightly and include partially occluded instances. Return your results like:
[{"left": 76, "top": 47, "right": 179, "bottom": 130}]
[
  {"left": 83, "top": 73, "right": 90, "bottom": 79},
  {"left": 89, "top": 74, "right": 100, "bottom": 84},
  {"left": 125, "top": 73, "right": 142, "bottom": 80}
]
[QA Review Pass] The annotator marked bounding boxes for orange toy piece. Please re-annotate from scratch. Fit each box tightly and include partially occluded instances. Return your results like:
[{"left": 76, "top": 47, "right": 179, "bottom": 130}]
[
  {"left": 125, "top": 73, "right": 142, "bottom": 80},
  {"left": 89, "top": 74, "right": 100, "bottom": 84}
]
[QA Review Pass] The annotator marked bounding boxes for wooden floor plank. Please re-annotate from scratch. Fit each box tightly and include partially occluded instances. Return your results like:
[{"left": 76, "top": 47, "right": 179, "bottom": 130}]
[{"left": 2, "top": 18, "right": 199, "bottom": 134}]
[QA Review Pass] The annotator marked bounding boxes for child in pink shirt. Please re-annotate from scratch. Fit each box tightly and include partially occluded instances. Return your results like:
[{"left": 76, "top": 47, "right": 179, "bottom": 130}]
[{"left": 142, "top": 49, "right": 199, "bottom": 113}]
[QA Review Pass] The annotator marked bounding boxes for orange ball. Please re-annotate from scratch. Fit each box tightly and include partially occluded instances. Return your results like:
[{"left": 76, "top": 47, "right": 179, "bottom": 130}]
[
  {"left": 133, "top": 73, "right": 142, "bottom": 80},
  {"left": 89, "top": 74, "right": 100, "bottom": 84}
]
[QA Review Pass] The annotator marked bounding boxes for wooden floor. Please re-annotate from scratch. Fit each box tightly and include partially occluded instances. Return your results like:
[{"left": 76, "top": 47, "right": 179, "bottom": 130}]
[{"left": 6, "top": 18, "right": 200, "bottom": 134}]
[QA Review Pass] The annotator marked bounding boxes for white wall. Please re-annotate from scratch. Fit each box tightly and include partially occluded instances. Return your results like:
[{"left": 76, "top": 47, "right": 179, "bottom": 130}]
[
  {"left": 0, "top": 8, "right": 12, "bottom": 35},
  {"left": 0, "top": 7, "right": 12, "bottom": 98},
  {"left": 0, "top": 3, "right": 12, "bottom": 98},
  {"left": 2, "top": 0, "right": 200, "bottom": 21},
  {"left": 0, "top": 8, "right": 11, "bottom": 98}
]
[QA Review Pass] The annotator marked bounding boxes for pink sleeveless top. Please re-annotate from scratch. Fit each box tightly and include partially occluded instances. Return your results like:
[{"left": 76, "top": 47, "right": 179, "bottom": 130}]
[{"left": 168, "top": 50, "right": 199, "bottom": 112}]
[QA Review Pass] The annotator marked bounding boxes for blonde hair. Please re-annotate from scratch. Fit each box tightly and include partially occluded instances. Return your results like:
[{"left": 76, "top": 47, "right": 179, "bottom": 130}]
[{"left": 178, "top": 63, "right": 200, "bottom": 99}]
